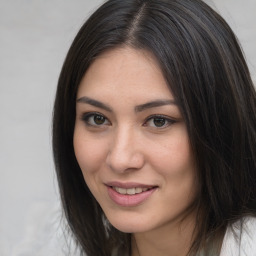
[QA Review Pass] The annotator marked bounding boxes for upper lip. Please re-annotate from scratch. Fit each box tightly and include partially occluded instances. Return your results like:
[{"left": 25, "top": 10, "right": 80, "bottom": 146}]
[{"left": 105, "top": 181, "right": 157, "bottom": 189}]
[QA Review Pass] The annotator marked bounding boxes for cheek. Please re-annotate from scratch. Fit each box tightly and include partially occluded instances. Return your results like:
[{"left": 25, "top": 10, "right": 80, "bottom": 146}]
[
  {"left": 149, "top": 131, "right": 197, "bottom": 200},
  {"left": 150, "top": 133, "right": 193, "bottom": 176},
  {"left": 73, "top": 127, "right": 107, "bottom": 176},
  {"left": 154, "top": 138, "right": 197, "bottom": 210}
]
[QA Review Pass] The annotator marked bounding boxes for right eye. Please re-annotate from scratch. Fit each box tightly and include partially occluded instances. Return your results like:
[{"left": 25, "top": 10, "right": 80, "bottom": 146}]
[{"left": 81, "top": 112, "right": 110, "bottom": 127}]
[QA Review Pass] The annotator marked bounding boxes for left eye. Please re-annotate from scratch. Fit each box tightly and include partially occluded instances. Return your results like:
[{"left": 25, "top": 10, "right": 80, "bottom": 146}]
[{"left": 145, "top": 116, "right": 175, "bottom": 128}]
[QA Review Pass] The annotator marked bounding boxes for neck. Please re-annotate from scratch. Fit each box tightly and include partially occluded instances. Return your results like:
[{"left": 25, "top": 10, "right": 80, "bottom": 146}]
[{"left": 131, "top": 212, "right": 196, "bottom": 256}]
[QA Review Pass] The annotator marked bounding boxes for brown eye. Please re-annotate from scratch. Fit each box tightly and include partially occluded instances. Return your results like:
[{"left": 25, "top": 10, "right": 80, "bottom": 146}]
[
  {"left": 82, "top": 113, "right": 110, "bottom": 126},
  {"left": 94, "top": 115, "right": 106, "bottom": 125},
  {"left": 144, "top": 115, "right": 176, "bottom": 129},
  {"left": 153, "top": 117, "right": 166, "bottom": 127}
]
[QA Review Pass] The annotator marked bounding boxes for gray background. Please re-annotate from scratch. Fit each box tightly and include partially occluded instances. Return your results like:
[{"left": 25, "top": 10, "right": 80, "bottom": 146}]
[{"left": 0, "top": 1, "right": 255, "bottom": 255}]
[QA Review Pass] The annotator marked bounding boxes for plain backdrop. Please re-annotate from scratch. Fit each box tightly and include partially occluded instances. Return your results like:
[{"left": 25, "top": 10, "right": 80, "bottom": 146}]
[{"left": 0, "top": 1, "right": 255, "bottom": 255}]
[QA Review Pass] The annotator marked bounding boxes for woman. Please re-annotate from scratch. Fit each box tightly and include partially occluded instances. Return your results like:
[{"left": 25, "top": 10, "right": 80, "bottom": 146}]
[{"left": 52, "top": 0, "right": 256, "bottom": 255}]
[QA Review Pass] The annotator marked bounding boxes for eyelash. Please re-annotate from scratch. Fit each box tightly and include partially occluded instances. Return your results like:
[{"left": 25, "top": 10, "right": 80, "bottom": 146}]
[
  {"left": 143, "top": 115, "right": 177, "bottom": 128},
  {"left": 81, "top": 112, "right": 111, "bottom": 127},
  {"left": 80, "top": 112, "right": 176, "bottom": 129}
]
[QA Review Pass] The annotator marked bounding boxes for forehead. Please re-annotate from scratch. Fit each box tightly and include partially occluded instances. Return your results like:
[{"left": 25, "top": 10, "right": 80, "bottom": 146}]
[{"left": 77, "top": 47, "right": 173, "bottom": 101}]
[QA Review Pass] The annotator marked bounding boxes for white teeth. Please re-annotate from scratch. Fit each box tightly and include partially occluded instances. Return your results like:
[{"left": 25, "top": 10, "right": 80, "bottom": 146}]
[
  {"left": 117, "top": 187, "right": 126, "bottom": 194},
  {"left": 113, "top": 187, "right": 151, "bottom": 195},
  {"left": 135, "top": 187, "right": 143, "bottom": 193},
  {"left": 127, "top": 188, "right": 136, "bottom": 195}
]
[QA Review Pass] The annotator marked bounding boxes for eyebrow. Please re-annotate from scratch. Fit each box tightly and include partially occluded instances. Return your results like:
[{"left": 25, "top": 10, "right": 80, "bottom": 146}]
[
  {"left": 76, "top": 96, "right": 177, "bottom": 112},
  {"left": 76, "top": 96, "right": 113, "bottom": 112},
  {"left": 135, "top": 99, "right": 177, "bottom": 112}
]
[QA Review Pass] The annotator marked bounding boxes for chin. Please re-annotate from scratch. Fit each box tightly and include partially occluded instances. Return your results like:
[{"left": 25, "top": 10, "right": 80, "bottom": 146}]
[
  {"left": 111, "top": 222, "right": 146, "bottom": 233},
  {"left": 107, "top": 214, "right": 150, "bottom": 233}
]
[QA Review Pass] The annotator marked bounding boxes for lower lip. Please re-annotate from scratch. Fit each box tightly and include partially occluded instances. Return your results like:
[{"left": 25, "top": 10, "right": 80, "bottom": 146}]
[{"left": 107, "top": 186, "right": 157, "bottom": 207}]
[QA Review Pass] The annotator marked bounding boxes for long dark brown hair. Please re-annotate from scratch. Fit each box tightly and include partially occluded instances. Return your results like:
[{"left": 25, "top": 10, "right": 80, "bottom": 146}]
[{"left": 52, "top": 0, "right": 256, "bottom": 255}]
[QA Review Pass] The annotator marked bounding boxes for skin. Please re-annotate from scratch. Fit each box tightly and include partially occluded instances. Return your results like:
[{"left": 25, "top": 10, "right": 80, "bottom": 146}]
[{"left": 73, "top": 47, "right": 198, "bottom": 256}]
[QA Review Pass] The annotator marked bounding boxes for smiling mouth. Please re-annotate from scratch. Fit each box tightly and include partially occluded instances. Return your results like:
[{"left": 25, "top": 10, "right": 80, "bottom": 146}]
[
  {"left": 111, "top": 186, "right": 155, "bottom": 195},
  {"left": 107, "top": 184, "right": 158, "bottom": 206}
]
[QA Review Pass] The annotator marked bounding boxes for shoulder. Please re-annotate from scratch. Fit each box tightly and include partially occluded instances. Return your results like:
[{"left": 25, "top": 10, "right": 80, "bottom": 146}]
[{"left": 220, "top": 216, "right": 256, "bottom": 256}]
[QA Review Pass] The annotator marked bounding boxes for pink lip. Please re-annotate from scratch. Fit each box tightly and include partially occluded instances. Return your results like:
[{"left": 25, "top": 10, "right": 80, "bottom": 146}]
[
  {"left": 106, "top": 181, "right": 155, "bottom": 189},
  {"left": 106, "top": 182, "right": 157, "bottom": 207}
]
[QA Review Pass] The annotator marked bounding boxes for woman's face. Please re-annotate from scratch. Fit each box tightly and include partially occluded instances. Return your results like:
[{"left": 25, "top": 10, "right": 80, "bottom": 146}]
[{"left": 74, "top": 47, "right": 197, "bottom": 234}]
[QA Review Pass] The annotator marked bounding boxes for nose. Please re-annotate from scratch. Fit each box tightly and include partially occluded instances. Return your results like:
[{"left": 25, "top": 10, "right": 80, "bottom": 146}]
[{"left": 106, "top": 127, "right": 145, "bottom": 173}]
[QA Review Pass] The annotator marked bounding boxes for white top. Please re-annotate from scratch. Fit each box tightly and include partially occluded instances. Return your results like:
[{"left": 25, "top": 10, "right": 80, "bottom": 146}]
[
  {"left": 113, "top": 216, "right": 256, "bottom": 256},
  {"left": 220, "top": 216, "right": 256, "bottom": 256}
]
